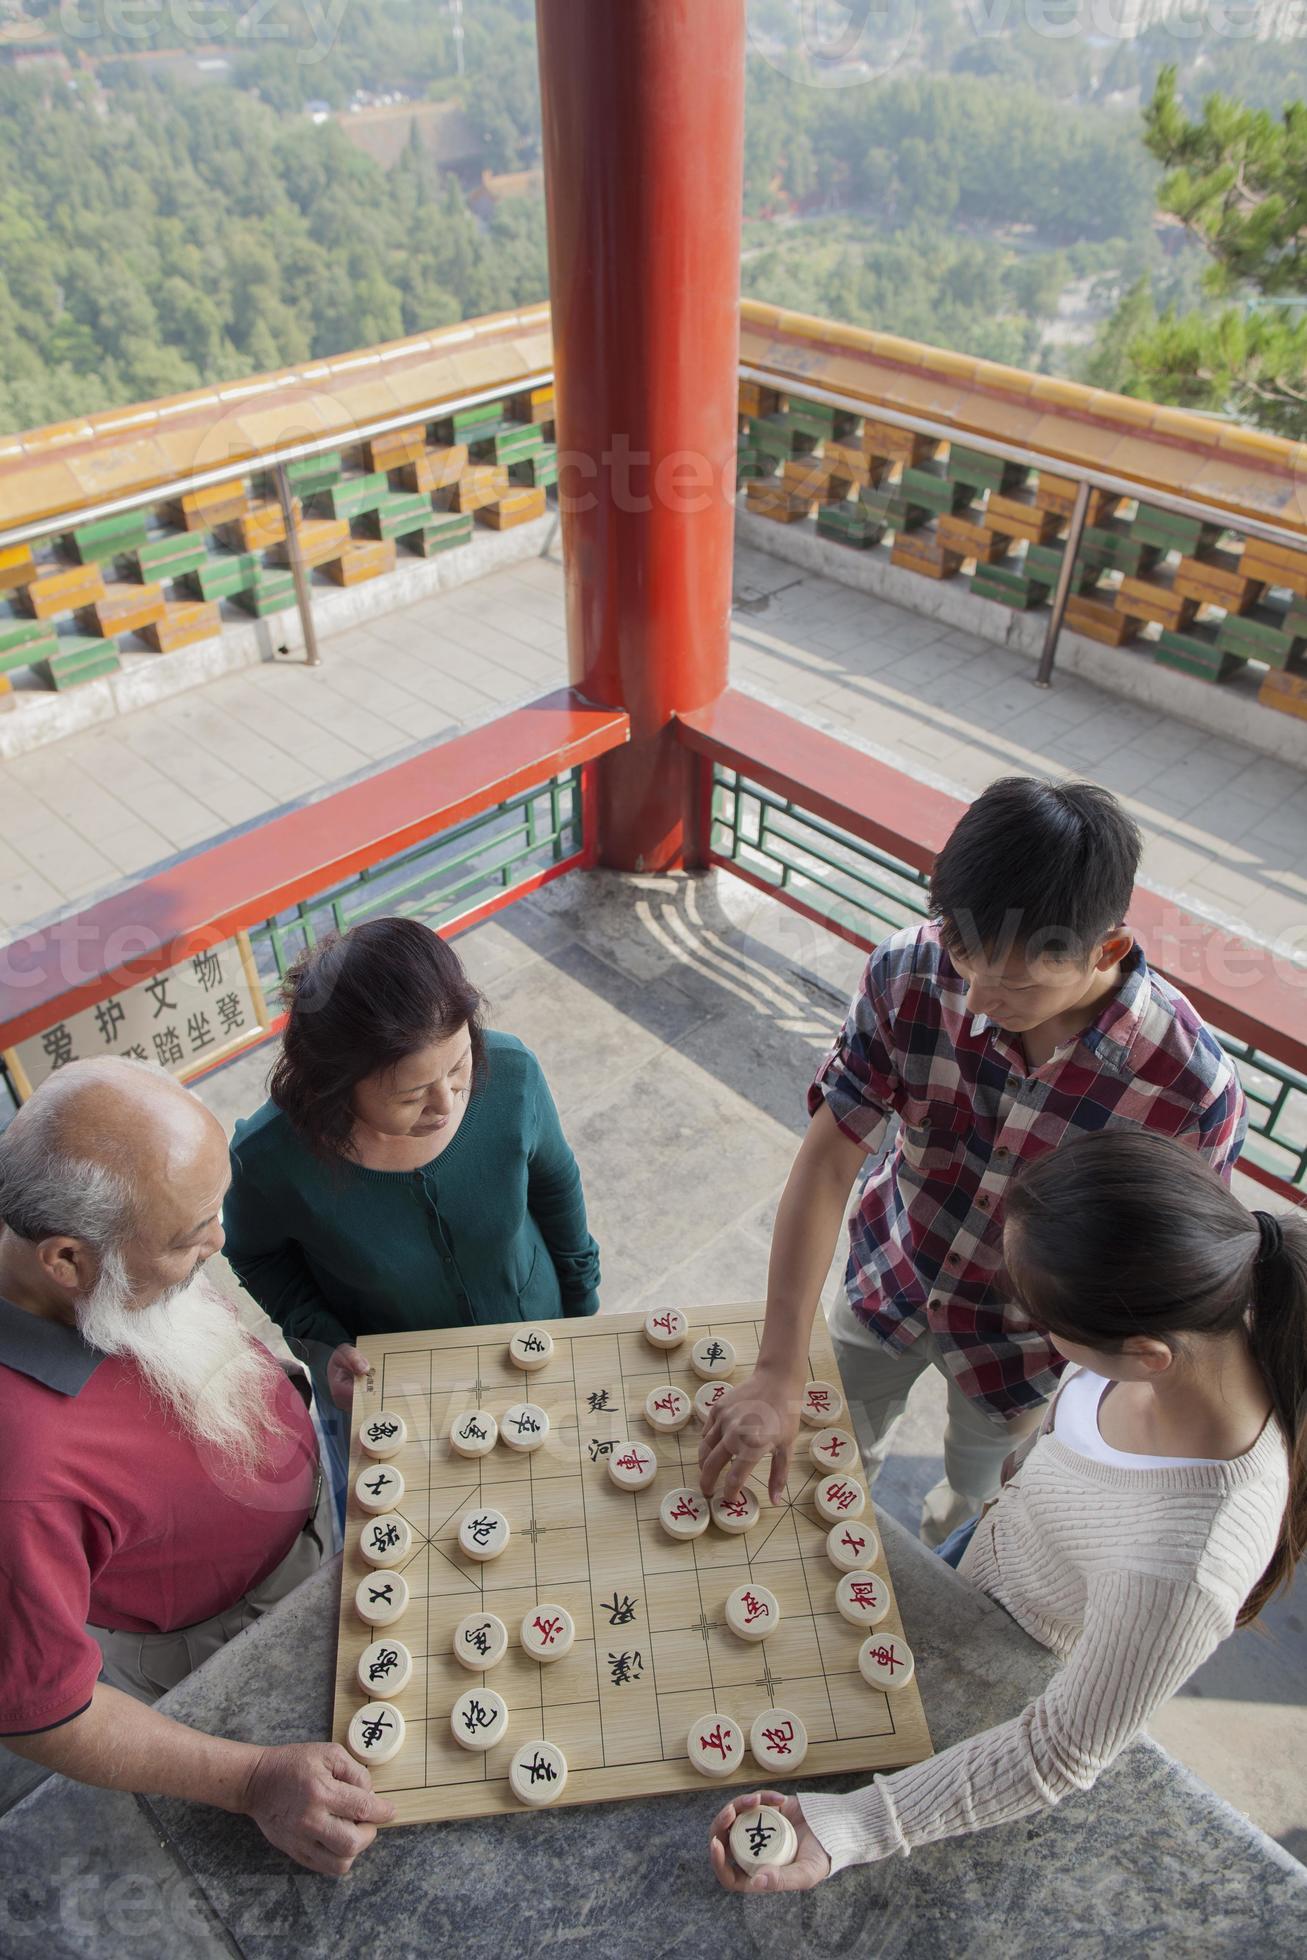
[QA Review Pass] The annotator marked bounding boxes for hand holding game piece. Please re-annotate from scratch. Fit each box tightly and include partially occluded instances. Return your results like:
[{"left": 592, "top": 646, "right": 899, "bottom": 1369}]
[
  {"left": 693, "top": 1380, "right": 732, "bottom": 1425},
  {"left": 826, "top": 1519, "right": 879, "bottom": 1572},
  {"left": 711, "top": 1485, "right": 760, "bottom": 1534},
  {"left": 355, "top": 1463, "right": 405, "bottom": 1514},
  {"left": 725, "top": 1582, "right": 779, "bottom": 1642},
  {"left": 359, "top": 1514, "right": 412, "bottom": 1568},
  {"left": 346, "top": 1700, "right": 406, "bottom": 1766},
  {"left": 502, "top": 1401, "right": 550, "bottom": 1452},
  {"left": 644, "top": 1384, "right": 693, "bottom": 1431},
  {"left": 607, "top": 1439, "right": 658, "bottom": 1490},
  {"left": 808, "top": 1426, "right": 857, "bottom": 1470},
  {"left": 691, "top": 1335, "right": 736, "bottom": 1380},
  {"left": 453, "top": 1612, "right": 508, "bottom": 1670},
  {"left": 709, "top": 1792, "right": 831, "bottom": 1895},
  {"left": 697, "top": 1361, "right": 801, "bottom": 1505},
  {"left": 329, "top": 1345, "right": 372, "bottom": 1413},
  {"left": 241, "top": 1744, "right": 395, "bottom": 1878},
  {"left": 728, "top": 1802, "right": 797, "bottom": 1871},
  {"left": 835, "top": 1569, "right": 891, "bottom": 1628},
  {"left": 687, "top": 1711, "right": 745, "bottom": 1778},
  {"left": 643, "top": 1307, "right": 688, "bottom": 1349},
  {"left": 749, "top": 1708, "right": 808, "bottom": 1773},
  {"left": 859, "top": 1632, "right": 915, "bottom": 1690},
  {"left": 798, "top": 1380, "right": 844, "bottom": 1427},
  {"left": 449, "top": 1408, "right": 498, "bottom": 1457},
  {"left": 520, "top": 1603, "right": 575, "bottom": 1662},
  {"left": 509, "top": 1739, "right": 569, "bottom": 1807},
  {"left": 458, "top": 1506, "right": 510, "bottom": 1562},
  {"left": 357, "top": 1639, "right": 413, "bottom": 1697},
  {"left": 358, "top": 1408, "right": 405, "bottom": 1458},
  {"left": 814, "top": 1473, "right": 866, "bottom": 1523},
  {"left": 659, "top": 1485, "right": 710, "bottom": 1539},
  {"left": 450, "top": 1687, "right": 509, "bottom": 1752},
  {"left": 508, "top": 1327, "right": 554, "bottom": 1373},
  {"left": 354, "top": 1572, "right": 410, "bottom": 1627}
]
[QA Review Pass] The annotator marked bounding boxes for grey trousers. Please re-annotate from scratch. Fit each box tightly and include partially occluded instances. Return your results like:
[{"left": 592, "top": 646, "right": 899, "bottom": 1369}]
[{"left": 89, "top": 1467, "right": 329, "bottom": 1705}]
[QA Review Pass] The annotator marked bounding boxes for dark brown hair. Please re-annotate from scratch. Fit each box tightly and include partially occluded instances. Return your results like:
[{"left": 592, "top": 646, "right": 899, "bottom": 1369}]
[
  {"left": 269, "top": 917, "right": 485, "bottom": 1163},
  {"left": 1004, "top": 1130, "right": 1305, "bottom": 1626}
]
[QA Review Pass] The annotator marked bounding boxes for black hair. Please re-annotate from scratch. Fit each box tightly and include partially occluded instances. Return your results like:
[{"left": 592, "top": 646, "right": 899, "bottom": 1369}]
[
  {"left": 929, "top": 776, "right": 1142, "bottom": 965},
  {"left": 1004, "top": 1130, "right": 1306, "bottom": 1625},
  {"left": 269, "top": 917, "right": 485, "bottom": 1163}
]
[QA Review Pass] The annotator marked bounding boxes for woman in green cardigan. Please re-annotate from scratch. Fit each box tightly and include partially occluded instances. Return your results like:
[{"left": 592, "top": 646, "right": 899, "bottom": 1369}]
[{"left": 224, "top": 915, "right": 600, "bottom": 1512}]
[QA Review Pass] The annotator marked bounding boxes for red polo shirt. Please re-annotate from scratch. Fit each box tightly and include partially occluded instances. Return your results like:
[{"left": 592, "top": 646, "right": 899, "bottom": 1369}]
[{"left": 0, "top": 1295, "right": 319, "bottom": 1736}]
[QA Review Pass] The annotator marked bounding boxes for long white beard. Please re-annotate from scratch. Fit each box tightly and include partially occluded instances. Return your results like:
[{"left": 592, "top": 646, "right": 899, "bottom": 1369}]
[{"left": 75, "top": 1256, "right": 285, "bottom": 1479}]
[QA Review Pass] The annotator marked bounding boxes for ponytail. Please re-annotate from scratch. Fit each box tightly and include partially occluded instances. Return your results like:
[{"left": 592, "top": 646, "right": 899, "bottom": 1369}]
[
  {"left": 1243, "top": 1208, "right": 1307, "bottom": 1624},
  {"left": 1004, "top": 1131, "right": 1307, "bottom": 1627}
]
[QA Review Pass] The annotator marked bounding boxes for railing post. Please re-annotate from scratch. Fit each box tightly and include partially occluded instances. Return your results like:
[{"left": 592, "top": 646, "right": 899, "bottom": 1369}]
[
  {"left": 273, "top": 461, "right": 320, "bottom": 668},
  {"left": 536, "top": 0, "right": 744, "bottom": 871},
  {"left": 1034, "top": 478, "right": 1091, "bottom": 690}
]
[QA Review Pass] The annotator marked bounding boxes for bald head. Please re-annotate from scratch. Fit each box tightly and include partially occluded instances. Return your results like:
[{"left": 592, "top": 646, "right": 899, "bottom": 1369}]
[{"left": 0, "top": 1059, "right": 230, "bottom": 1309}]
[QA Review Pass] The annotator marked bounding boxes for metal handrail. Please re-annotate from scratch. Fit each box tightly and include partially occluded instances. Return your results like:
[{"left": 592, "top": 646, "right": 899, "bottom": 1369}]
[{"left": 0, "top": 372, "right": 555, "bottom": 556}]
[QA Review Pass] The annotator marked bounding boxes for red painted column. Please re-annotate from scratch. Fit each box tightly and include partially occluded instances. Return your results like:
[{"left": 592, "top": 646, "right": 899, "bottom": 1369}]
[{"left": 536, "top": 0, "right": 745, "bottom": 871}]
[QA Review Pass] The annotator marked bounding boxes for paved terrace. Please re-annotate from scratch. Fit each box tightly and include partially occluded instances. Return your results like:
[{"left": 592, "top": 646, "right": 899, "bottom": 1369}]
[
  {"left": 2, "top": 535, "right": 1306, "bottom": 952},
  {"left": 0, "top": 534, "right": 1304, "bottom": 1872}
]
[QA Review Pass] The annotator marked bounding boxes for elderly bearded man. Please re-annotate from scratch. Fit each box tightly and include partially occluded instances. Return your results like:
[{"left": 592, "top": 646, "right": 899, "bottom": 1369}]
[{"left": 0, "top": 1058, "right": 393, "bottom": 1875}]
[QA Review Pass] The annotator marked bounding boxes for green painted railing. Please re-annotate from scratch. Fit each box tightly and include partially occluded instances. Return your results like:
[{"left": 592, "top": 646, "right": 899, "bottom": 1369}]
[{"left": 710, "top": 765, "right": 1307, "bottom": 1195}]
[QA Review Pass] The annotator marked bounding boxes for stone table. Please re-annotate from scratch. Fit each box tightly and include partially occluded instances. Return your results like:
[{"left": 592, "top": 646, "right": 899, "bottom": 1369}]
[{"left": 2, "top": 1515, "right": 1304, "bottom": 1959}]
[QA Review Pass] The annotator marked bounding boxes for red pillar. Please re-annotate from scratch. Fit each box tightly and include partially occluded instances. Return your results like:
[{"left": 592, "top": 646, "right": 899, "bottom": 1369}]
[{"left": 536, "top": 0, "right": 744, "bottom": 871}]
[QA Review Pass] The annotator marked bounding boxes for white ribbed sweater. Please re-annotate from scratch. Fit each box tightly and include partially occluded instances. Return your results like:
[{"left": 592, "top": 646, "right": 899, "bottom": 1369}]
[{"left": 800, "top": 1404, "right": 1289, "bottom": 1873}]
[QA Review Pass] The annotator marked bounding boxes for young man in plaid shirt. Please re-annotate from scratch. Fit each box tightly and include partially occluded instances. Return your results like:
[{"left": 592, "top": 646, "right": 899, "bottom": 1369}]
[{"left": 699, "top": 776, "right": 1247, "bottom": 1545}]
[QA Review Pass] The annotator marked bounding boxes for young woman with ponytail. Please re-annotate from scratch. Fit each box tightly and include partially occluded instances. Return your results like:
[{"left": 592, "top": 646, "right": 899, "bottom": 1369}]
[{"left": 710, "top": 1129, "right": 1303, "bottom": 1893}]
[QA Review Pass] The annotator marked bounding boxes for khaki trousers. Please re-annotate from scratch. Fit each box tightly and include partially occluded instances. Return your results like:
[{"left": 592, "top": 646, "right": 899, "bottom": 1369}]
[
  {"left": 828, "top": 1292, "right": 1046, "bottom": 1546},
  {"left": 89, "top": 1467, "right": 329, "bottom": 1705}
]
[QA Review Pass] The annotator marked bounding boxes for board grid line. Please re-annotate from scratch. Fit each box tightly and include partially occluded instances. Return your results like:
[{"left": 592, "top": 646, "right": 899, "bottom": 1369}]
[{"left": 616, "top": 1306, "right": 665, "bottom": 1762}]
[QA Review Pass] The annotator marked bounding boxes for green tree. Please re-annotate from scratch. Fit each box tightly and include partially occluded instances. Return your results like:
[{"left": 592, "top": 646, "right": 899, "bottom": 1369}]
[{"left": 1088, "top": 68, "right": 1307, "bottom": 439}]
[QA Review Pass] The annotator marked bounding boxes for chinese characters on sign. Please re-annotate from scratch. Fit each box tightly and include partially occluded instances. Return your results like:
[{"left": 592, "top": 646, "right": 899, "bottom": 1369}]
[{"left": 7, "top": 935, "right": 267, "bottom": 1100}]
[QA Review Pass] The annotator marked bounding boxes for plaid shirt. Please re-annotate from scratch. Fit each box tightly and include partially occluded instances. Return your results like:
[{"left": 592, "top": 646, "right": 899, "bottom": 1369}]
[{"left": 810, "top": 924, "right": 1247, "bottom": 1420}]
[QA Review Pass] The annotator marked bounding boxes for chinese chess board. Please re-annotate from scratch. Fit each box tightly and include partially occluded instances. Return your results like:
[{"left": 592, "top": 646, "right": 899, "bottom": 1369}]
[{"left": 331, "top": 1304, "right": 933, "bottom": 1823}]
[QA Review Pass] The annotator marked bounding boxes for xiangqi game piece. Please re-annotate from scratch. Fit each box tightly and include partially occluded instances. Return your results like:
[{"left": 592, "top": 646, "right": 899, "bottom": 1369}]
[
  {"left": 724, "top": 1582, "right": 779, "bottom": 1643},
  {"left": 799, "top": 1380, "right": 845, "bottom": 1427},
  {"left": 859, "top": 1632, "right": 915, "bottom": 1691},
  {"left": 458, "top": 1506, "right": 511, "bottom": 1563},
  {"left": 355, "top": 1463, "right": 405, "bottom": 1515},
  {"left": 749, "top": 1708, "right": 808, "bottom": 1773},
  {"left": 354, "top": 1571, "right": 410, "bottom": 1628},
  {"left": 508, "top": 1327, "right": 555, "bottom": 1373},
  {"left": 356, "top": 1638, "right": 413, "bottom": 1697},
  {"left": 644, "top": 1383, "right": 693, "bottom": 1432},
  {"left": 359, "top": 1410, "right": 406, "bottom": 1460},
  {"left": 836, "top": 1569, "right": 891, "bottom": 1629},
  {"left": 826, "top": 1519, "right": 880, "bottom": 1572},
  {"left": 450, "top": 1687, "right": 509, "bottom": 1752},
  {"left": 509, "top": 1738, "right": 569, "bottom": 1807},
  {"left": 607, "top": 1439, "right": 658, "bottom": 1491},
  {"left": 520, "top": 1603, "right": 575, "bottom": 1663},
  {"left": 449, "top": 1408, "right": 498, "bottom": 1457},
  {"left": 690, "top": 1334, "right": 736, "bottom": 1381},
  {"left": 453, "top": 1611, "right": 509, "bottom": 1671},
  {"left": 710, "top": 1485, "right": 759, "bottom": 1534},
  {"left": 808, "top": 1426, "right": 857, "bottom": 1471},
  {"left": 815, "top": 1473, "right": 866, "bottom": 1523},
  {"left": 501, "top": 1401, "right": 550, "bottom": 1452},
  {"left": 359, "top": 1513, "right": 412, "bottom": 1568},
  {"left": 659, "top": 1485, "right": 710, "bottom": 1540},
  {"left": 693, "top": 1380, "right": 731, "bottom": 1424},
  {"left": 686, "top": 1711, "right": 745, "bottom": 1778},
  {"left": 643, "top": 1307, "right": 688, "bottom": 1349},
  {"left": 346, "top": 1700, "right": 406, "bottom": 1766},
  {"left": 728, "top": 1803, "right": 798, "bottom": 1872}
]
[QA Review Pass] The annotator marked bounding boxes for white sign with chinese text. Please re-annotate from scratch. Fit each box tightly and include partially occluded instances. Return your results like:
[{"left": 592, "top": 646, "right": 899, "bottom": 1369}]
[{"left": 5, "top": 934, "right": 269, "bottom": 1100}]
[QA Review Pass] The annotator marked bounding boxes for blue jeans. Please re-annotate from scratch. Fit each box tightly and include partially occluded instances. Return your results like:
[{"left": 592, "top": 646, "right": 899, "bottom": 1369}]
[{"left": 936, "top": 1515, "right": 979, "bottom": 1569}]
